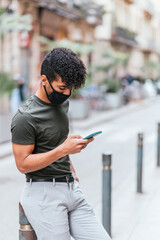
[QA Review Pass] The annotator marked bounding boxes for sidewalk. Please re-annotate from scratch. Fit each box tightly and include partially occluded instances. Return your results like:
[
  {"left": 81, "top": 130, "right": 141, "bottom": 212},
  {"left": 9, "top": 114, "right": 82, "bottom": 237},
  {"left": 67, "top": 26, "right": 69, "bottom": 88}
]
[
  {"left": 112, "top": 154, "right": 160, "bottom": 240},
  {"left": 1, "top": 96, "right": 160, "bottom": 240},
  {"left": 0, "top": 141, "right": 12, "bottom": 160}
]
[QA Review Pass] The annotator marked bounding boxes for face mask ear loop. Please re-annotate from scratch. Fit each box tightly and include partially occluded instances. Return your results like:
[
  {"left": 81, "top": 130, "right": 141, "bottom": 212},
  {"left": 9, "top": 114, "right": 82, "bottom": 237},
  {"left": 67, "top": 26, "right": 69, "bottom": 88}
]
[
  {"left": 44, "top": 86, "right": 50, "bottom": 99},
  {"left": 48, "top": 80, "right": 54, "bottom": 91}
]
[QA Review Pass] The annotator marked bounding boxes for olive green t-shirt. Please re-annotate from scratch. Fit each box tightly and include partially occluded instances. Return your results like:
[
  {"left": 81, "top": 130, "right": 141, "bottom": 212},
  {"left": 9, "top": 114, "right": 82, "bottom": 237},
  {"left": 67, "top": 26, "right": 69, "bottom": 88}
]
[{"left": 11, "top": 95, "right": 71, "bottom": 179}]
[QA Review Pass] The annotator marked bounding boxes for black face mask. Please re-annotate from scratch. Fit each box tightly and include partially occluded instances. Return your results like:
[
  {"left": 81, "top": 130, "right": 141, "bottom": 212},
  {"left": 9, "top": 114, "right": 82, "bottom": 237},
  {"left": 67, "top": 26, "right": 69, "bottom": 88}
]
[{"left": 44, "top": 81, "right": 71, "bottom": 105}]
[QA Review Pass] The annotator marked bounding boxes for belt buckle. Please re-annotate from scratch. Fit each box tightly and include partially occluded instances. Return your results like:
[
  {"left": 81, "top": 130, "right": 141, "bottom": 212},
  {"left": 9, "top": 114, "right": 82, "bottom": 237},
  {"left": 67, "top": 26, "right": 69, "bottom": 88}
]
[{"left": 66, "top": 175, "right": 74, "bottom": 183}]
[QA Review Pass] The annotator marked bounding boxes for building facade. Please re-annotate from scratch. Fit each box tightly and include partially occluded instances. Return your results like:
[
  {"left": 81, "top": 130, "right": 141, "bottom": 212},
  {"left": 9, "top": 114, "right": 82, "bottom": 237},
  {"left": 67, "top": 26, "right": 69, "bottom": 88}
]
[
  {"left": 95, "top": 0, "right": 160, "bottom": 79},
  {"left": 1, "top": 0, "right": 160, "bottom": 97},
  {"left": 0, "top": 0, "right": 103, "bottom": 97}
]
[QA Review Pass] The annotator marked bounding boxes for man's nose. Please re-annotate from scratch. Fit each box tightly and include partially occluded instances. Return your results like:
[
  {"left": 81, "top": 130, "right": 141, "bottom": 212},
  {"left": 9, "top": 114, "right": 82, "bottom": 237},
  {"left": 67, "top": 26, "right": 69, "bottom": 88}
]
[{"left": 64, "top": 89, "right": 71, "bottom": 95}]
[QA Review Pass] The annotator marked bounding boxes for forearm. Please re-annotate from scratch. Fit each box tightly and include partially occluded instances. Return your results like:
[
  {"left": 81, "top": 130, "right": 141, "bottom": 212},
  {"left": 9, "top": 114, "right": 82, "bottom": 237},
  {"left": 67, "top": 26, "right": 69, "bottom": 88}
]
[{"left": 21, "top": 145, "right": 66, "bottom": 174}]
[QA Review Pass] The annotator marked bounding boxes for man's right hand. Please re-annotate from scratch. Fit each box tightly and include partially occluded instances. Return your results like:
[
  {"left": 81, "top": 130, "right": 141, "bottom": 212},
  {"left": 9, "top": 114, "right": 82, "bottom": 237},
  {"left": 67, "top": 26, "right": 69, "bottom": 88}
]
[
  {"left": 61, "top": 135, "right": 94, "bottom": 155},
  {"left": 12, "top": 135, "right": 93, "bottom": 174}
]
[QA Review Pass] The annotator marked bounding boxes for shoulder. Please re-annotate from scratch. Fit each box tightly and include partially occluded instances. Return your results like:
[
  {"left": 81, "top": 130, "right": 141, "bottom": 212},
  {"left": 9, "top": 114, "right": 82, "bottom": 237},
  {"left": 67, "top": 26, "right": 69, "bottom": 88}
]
[
  {"left": 11, "top": 110, "right": 35, "bottom": 127},
  {"left": 11, "top": 111, "right": 36, "bottom": 145},
  {"left": 12, "top": 95, "right": 36, "bottom": 124},
  {"left": 19, "top": 95, "right": 35, "bottom": 113},
  {"left": 11, "top": 96, "right": 37, "bottom": 132}
]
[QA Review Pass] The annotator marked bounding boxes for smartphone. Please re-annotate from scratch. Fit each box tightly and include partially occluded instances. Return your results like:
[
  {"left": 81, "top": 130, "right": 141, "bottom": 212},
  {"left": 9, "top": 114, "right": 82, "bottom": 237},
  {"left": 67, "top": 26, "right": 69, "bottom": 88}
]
[{"left": 82, "top": 131, "right": 102, "bottom": 140}]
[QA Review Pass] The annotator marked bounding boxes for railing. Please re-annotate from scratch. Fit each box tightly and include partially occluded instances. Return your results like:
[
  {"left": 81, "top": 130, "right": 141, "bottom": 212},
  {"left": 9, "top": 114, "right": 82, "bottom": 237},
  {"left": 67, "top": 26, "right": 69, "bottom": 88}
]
[
  {"left": 34, "top": 0, "right": 103, "bottom": 24},
  {"left": 112, "top": 26, "right": 137, "bottom": 44}
]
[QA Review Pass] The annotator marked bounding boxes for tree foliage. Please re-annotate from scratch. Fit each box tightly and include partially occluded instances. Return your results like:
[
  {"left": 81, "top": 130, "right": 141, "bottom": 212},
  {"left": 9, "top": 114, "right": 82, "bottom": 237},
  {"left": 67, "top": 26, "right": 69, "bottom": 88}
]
[
  {"left": 40, "top": 36, "right": 94, "bottom": 55},
  {"left": 0, "top": 72, "right": 14, "bottom": 96},
  {"left": 95, "top": 51, "right": 129, "bottom": 93},
  {"left": 0, "top": 13, "right": 32, "bottom": 34}
]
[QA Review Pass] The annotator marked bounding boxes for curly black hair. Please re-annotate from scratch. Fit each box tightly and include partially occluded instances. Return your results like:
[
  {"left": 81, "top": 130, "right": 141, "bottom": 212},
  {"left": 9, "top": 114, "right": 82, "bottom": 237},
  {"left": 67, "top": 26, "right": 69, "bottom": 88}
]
[{"left": 41, "top": 48, "right": 87, "bottom": 89}]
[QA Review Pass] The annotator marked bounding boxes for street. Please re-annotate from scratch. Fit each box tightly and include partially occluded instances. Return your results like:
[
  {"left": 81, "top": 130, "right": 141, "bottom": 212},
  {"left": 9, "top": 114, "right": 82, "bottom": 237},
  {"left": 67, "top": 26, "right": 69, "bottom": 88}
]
[
  {"left": 1, "top": 0, "right": 160, "bottom": 239},
  {"left": 1, "top": 98, "right": 160, "bottom": 240}
]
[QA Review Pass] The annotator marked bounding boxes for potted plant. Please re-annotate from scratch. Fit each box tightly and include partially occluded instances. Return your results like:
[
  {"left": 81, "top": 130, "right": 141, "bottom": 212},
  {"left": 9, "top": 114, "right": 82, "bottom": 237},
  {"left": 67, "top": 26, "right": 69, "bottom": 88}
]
[
  {"left": 95, "top": 50, "right": 129, "bottom": 108},
  {"left": 69, "top": 88, "right": 90, "bottom": 119},
  {"left": 0, "top": 72, "right": 14, "bottom": 143},
  {"left": 0, "top": 72, "right": 14, "bottom": 112},
  {"left": 103, "top": 78, "right": 122, "bottom": 109}
]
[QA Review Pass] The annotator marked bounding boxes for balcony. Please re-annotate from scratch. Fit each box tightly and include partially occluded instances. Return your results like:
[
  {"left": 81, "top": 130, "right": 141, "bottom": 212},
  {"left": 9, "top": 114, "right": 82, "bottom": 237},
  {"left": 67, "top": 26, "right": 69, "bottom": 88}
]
[
  {"left": 33, "top": 0, "right": 103, "bottom": 25},
  {"left": 111, "top": 26, "right": 137, "bottom": 47}
]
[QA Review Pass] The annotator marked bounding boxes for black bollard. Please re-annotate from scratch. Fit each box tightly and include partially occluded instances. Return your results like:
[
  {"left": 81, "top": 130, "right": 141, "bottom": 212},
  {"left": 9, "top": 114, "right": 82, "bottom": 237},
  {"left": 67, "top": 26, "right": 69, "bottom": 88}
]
[
  {"left": 157, "top": 123, "right": 160, "bottom": 167},
  {"left": 102, "top": 153, "right": 112, "bottom": 237},
  {"left": 137, "top": 133, "right": 143, "bottom": 193},
  {"left": 19, "top": 202, "right": 37, "bottom": 240}
]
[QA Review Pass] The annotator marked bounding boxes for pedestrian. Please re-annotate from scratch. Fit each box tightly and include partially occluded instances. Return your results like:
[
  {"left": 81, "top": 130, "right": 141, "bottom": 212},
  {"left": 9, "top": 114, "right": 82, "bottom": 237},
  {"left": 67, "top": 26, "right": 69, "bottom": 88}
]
[{"left": 11, "top": 48, "right": 111, "bottom": 240}]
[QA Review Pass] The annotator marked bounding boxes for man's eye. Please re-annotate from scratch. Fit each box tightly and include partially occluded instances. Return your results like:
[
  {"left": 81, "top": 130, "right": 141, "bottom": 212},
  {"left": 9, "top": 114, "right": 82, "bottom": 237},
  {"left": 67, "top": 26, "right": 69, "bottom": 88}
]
[{"left": 59, "top": 88, "right": 65, "bottom": 90}]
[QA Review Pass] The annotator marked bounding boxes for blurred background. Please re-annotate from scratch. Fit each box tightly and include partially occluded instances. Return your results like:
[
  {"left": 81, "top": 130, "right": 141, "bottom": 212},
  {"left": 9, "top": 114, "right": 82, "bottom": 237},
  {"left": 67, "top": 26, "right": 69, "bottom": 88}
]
[
  {"left": 1, "top": 0, "right": 160, "bottom": 239},
  {"left": 0, "top": 0, "right": 160, "bottom": 140}
]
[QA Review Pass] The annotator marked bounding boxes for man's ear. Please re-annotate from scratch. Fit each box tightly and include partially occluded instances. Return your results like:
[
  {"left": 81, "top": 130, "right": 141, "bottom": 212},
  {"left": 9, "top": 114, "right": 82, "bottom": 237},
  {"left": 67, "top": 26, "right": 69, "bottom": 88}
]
[{"left": 41, "top": 75, "right": 47, "bottom": 86}]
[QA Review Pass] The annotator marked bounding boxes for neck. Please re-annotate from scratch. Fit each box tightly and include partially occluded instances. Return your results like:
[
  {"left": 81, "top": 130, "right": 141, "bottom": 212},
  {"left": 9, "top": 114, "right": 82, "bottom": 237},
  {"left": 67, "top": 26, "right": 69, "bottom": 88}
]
[{"left": 35, "top": 86, "right": 51, "bottom": 103}]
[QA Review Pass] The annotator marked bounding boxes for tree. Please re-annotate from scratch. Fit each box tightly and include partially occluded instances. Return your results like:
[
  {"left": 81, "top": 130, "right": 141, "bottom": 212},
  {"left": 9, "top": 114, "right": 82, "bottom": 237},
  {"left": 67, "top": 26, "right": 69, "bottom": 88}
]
[
  {"left": 142, "top": 60, "right": 160, "bottom": 79},
  {"left": 95, "top": 51, "right": 129, "bottom": 93}
]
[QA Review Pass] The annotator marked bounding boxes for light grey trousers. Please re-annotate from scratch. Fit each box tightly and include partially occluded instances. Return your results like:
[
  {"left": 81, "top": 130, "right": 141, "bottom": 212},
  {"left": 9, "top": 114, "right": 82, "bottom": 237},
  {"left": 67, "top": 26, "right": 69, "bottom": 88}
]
[{"left": 20, "top": 179, "right": 111, "bottom": 240}]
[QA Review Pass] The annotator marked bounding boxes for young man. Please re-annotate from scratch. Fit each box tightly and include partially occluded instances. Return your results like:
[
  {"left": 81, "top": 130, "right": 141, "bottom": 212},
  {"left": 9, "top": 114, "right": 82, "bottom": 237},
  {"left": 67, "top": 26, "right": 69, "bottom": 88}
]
[{"left": 11, "top": 48, "right": 111, "bottom": 240}]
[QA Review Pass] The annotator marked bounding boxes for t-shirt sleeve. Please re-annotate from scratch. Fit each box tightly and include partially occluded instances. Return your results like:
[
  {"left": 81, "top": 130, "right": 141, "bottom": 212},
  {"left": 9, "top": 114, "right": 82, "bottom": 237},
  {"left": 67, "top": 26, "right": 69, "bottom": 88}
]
[{"left": 11, "top": 111, "right": 36, "bottom": 145}]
